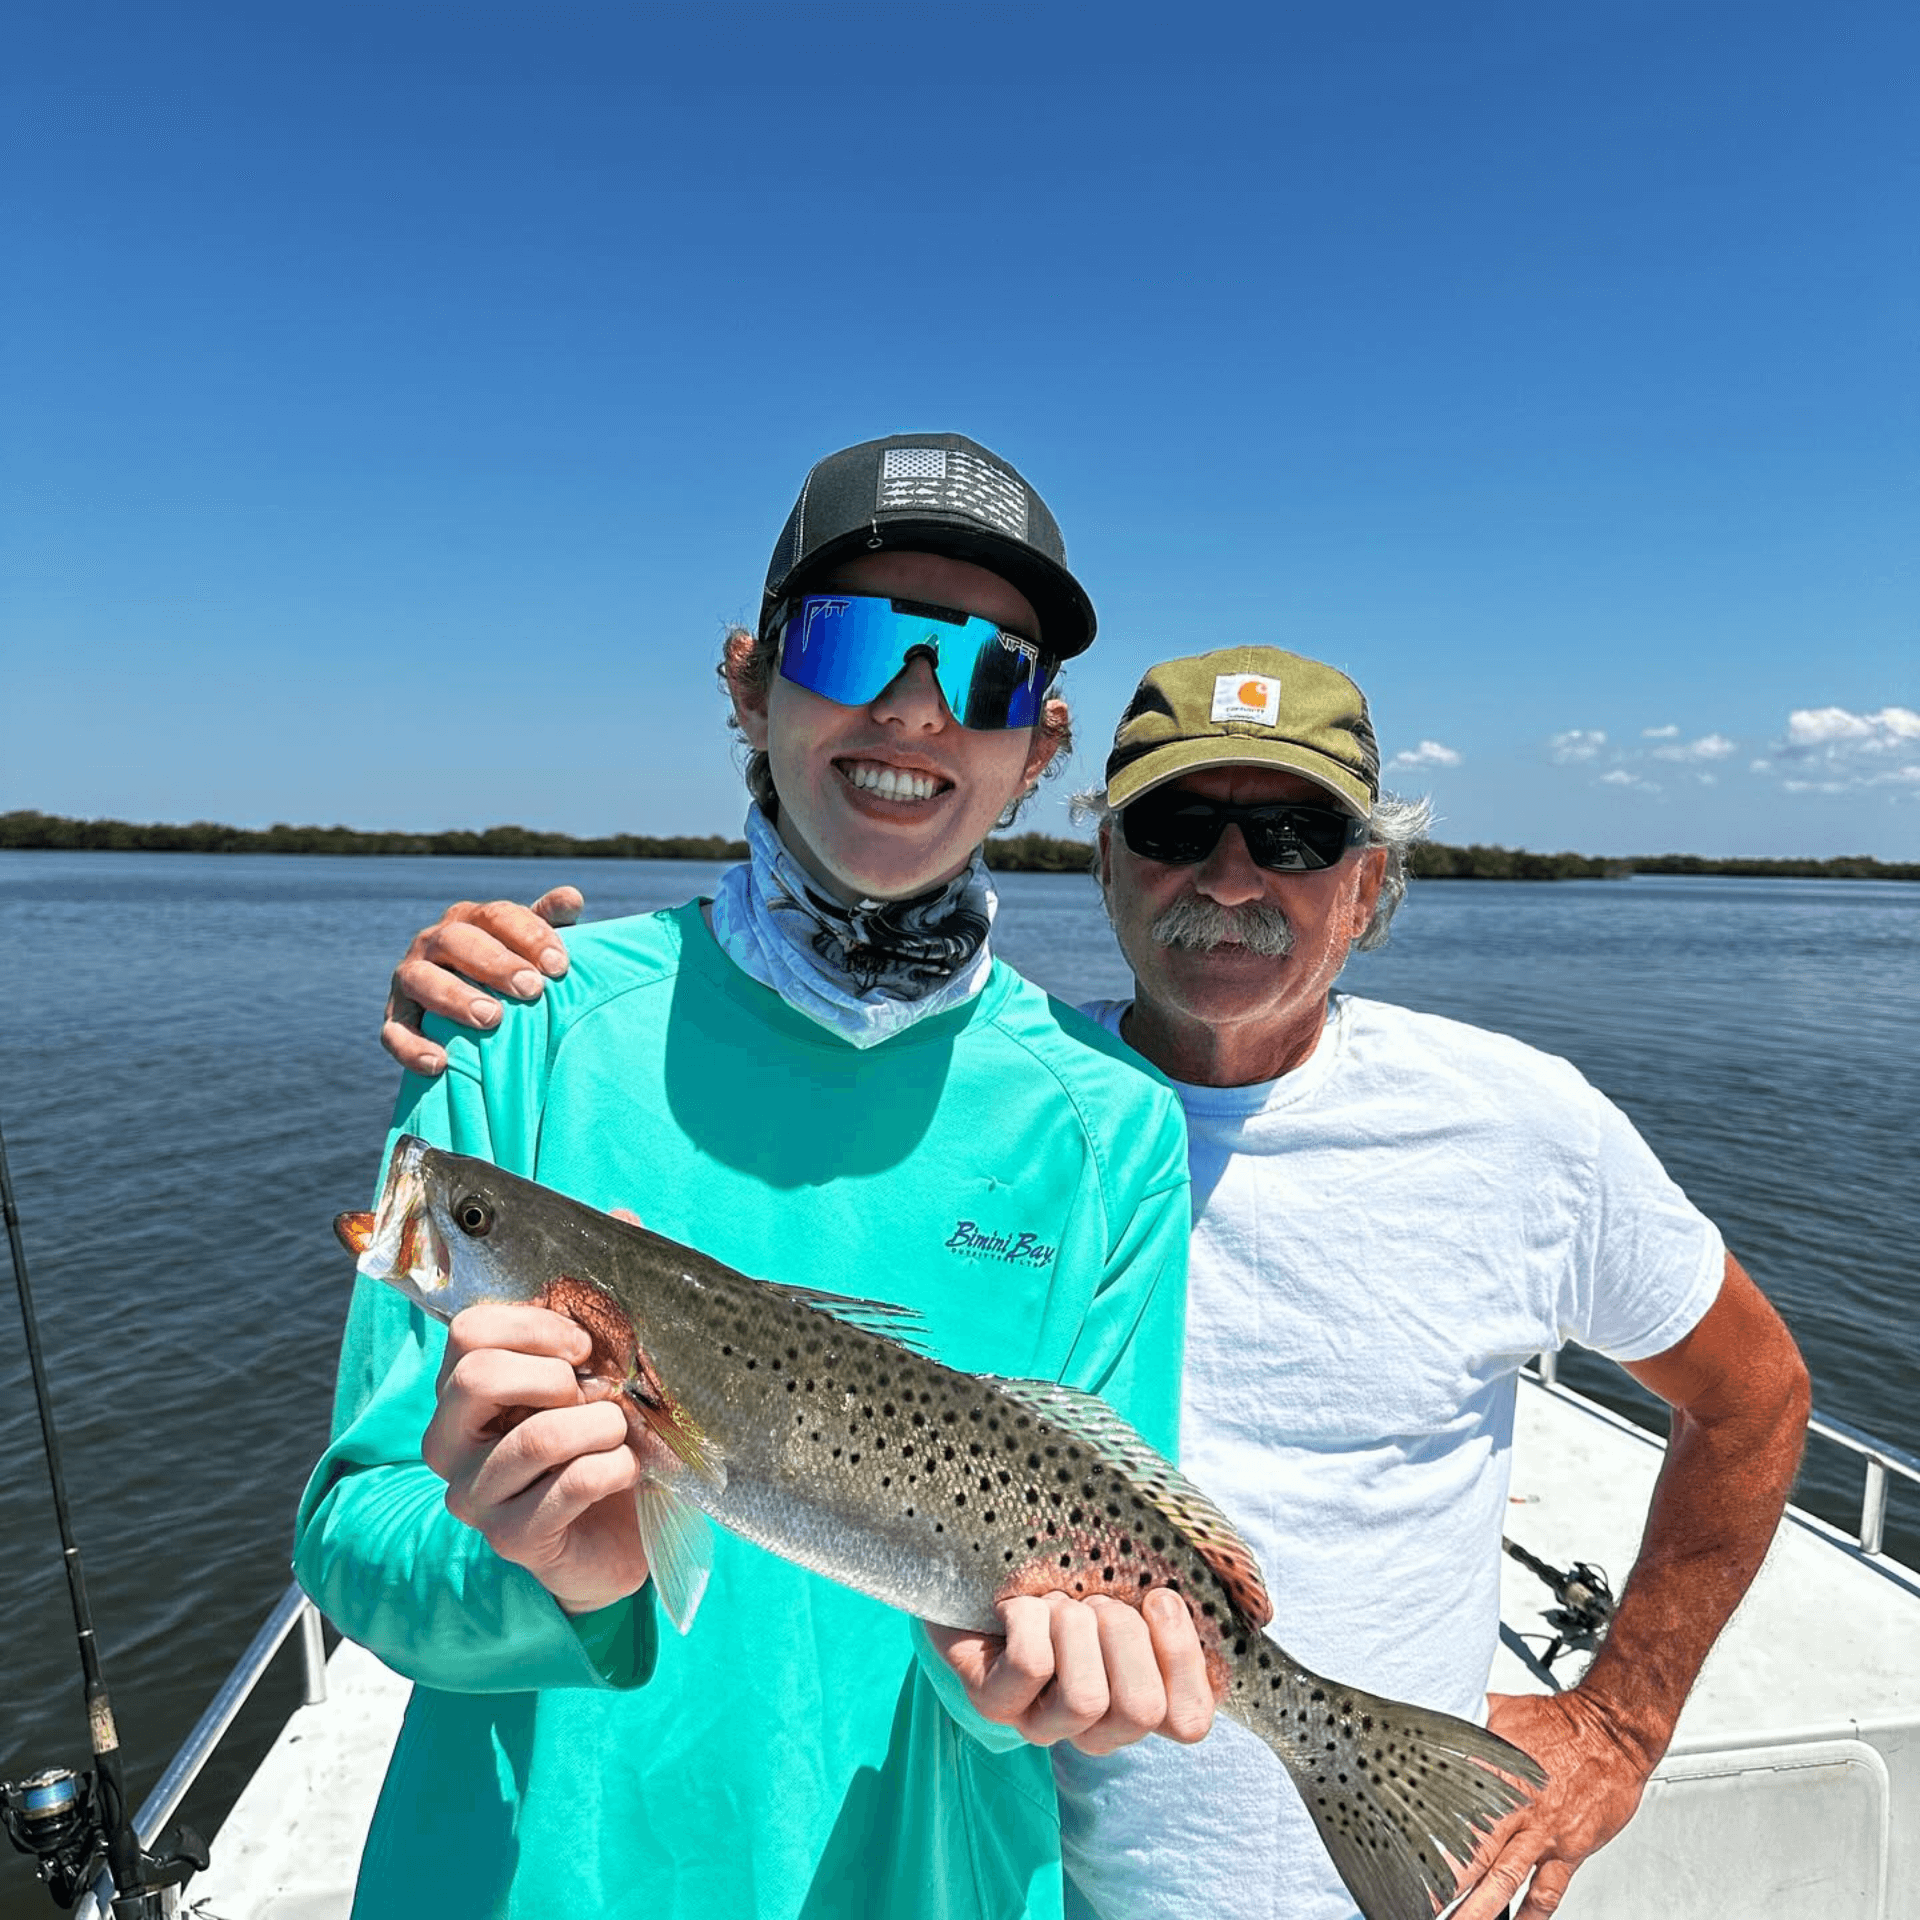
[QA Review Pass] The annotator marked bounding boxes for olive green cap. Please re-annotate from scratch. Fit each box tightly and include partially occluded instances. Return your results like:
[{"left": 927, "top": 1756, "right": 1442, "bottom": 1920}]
[{"left": 1104, "top": 646, "right": 1380, "bottom": 816}]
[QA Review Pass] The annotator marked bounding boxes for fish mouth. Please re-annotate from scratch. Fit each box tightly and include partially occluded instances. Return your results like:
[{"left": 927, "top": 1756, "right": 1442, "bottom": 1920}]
[{"left": 335, "top": 1135, "right": 451, "bottom": 1302}]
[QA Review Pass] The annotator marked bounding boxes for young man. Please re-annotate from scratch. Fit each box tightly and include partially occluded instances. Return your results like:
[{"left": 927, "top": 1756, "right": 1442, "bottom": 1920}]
[
  {"left": 391, "top": 646, "right": 1808, "bottom": 1920},
  {"left": 295, "top": 434, "right": 1209, "bottom": 1920}
]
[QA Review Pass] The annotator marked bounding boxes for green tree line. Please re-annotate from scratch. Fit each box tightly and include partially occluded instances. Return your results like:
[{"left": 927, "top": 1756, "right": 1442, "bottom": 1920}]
[
  {"left": 0, "top": 811, "right": 746, "bottom": 862},
  {"left": 2, "top": 810, "right": 1912, "bottom": 881}
]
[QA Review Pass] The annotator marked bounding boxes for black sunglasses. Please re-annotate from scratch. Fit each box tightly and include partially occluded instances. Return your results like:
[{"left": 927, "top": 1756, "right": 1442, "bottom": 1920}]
[{"left": 1118, "top": 788, "right": 1369, "bottom": 872}]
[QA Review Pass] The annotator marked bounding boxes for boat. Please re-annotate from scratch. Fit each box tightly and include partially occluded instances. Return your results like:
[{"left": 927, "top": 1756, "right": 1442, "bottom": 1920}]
[{"left": 40, "top": 1363, "right": 1920, "bottom": 1920}]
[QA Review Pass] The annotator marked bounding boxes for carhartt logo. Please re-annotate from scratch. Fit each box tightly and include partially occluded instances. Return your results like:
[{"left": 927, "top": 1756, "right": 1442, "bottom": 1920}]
[
  {"left": 1211, "top": 673, "right": 1281, "bottom": 726},
  {"left": 945, "top": 1221, "right": 1057, "bottom": 1268}
]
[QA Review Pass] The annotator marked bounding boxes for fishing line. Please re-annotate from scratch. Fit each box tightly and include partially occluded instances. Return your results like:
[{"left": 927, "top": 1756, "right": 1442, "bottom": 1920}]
[{"left": 0, "top": 1114, "right": 207, "bottom": 1916}]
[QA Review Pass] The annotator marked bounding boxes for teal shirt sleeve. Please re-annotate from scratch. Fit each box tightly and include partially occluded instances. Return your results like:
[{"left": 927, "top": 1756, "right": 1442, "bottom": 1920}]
[
  {"left": 292, "top": 1040, "right": 658, "bottom": 1694},
  {"left": 912, "top": 1081, "right": 1192, "bottom": 1753}
]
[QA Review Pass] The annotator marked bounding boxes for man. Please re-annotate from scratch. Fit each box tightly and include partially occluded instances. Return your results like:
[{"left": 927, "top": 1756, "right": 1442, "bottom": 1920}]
[
  {"left": 297, "top": 433, "right": 1214, "bottom": 1920},
  {"left": 383, "top": 646, "right": 1809, "bottom": 1920}
]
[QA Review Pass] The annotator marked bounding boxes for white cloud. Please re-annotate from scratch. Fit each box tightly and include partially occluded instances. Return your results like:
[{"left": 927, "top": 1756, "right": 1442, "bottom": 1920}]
[
  {"left": 1388, "top": 739, "right": 1462, "bottom": 770},
  {"left": 1650, "top": 731, "right": 1738, "bottom": 763},
  {"left": 1550, "top": 729, "right": 1607, "bottom": 764},
  {"left": 1785, "top": 705, "right": 1920, "bottom": 752},
  {"left": 1641, "top": 724, "right": 1680, "bottom": 739},
  {"left": 1758, "top": 704, "right": 1920, "bottom": 793},
  {"left": 1599, "top": 768, "right": 1660, "bottom": 793}
]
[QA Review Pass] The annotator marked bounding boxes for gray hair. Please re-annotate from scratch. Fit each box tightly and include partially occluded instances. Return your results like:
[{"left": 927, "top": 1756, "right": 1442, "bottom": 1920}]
[{"left": 1070, "top": 785, "right": 1433, "bottom": 950}]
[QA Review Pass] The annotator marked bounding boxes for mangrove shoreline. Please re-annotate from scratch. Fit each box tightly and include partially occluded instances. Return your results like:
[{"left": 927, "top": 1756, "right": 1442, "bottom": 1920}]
[{"left": 1, "top": 810, "right": 1912, "bottom": 882}]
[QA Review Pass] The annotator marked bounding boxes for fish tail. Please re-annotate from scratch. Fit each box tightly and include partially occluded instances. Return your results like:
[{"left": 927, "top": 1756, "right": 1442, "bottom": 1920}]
[{"left": 1239, "top": 1662, "right": 1545, "bottom": 1920}]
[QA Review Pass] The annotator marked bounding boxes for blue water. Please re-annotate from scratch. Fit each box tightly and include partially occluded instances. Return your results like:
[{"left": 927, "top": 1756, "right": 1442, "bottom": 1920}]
[{"left": 0, "top": 852, "right": 1914, "bottom": 1914}]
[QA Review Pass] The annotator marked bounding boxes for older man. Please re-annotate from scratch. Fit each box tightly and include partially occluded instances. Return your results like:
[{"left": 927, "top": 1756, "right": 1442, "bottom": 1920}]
[{"left": 382, "top": 646, "right": 1809, "bottom": 1920}]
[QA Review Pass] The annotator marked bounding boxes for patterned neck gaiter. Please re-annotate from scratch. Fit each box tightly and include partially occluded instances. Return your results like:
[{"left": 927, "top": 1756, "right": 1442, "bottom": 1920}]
[{"left": 709, "top": 805, "right": 998, "bottom": 1048}]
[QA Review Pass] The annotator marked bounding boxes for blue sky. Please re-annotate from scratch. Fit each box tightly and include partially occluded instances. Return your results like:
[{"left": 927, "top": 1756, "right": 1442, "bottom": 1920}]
[{"left": 3, "top": 2, "right": 1913, "bottom": 858}]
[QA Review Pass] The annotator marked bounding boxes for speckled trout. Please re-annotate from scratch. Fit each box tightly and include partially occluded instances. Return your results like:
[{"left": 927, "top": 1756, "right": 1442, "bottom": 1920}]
[{"left": 337, "top": 1134, "right": 1542, "bottom": 1920}]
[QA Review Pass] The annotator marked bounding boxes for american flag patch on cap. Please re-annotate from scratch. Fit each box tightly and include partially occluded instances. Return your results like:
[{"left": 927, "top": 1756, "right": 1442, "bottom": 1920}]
[{"left": 879, "top": 446, "right": 1030, "bottom": 540}]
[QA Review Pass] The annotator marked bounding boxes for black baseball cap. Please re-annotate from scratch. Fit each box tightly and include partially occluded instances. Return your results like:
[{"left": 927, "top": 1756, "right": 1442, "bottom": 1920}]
[{"left": 760, "top": 433, "right": 1097, "bottom": 658}]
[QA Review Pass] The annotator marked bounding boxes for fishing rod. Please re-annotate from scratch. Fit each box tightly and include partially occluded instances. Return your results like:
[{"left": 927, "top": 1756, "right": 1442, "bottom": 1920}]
[
  {"left": 0, "top": 1116, "right": 207, "bottom": 1916},
  {"left": 1502, "top": 1534, "right": 1617, "bottom": 1672}
]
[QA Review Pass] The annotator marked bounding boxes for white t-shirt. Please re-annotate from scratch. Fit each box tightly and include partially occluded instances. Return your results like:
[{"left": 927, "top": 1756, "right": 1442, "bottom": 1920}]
[{"left": 1054, "top": 992, "right": 1724, "bottom": 1920}]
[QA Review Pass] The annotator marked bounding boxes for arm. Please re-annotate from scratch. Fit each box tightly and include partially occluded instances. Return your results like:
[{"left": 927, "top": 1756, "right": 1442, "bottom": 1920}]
[
  {"left": 293, "top": 1049, "right": 659, "bottom": 1693},
  {"left": 382, "top": 887, "right": 583, "bottom": 1075},
  {"left": 1459, "top": 1251, "right": 1811, "bottom": 1919}
]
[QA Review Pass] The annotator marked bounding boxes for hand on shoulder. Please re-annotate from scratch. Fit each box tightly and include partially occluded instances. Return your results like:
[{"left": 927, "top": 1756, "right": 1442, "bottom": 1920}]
[{"left": 383, "top": 888, "right": 584, "bottom": 1076}]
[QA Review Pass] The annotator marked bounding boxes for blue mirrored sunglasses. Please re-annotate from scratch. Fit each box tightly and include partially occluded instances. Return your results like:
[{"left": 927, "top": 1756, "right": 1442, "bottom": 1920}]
[{"left": 774, "top": 593, "right": 1057, "bottom": 730}]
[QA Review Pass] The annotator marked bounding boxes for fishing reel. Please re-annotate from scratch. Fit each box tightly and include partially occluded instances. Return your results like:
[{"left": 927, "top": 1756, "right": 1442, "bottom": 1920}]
[
  {"left": 1502, "top": 1535, "right": 1618, "bottom": 1674},
  {"left": 2, "top": 1768, "right": 102, "bottom": 1909},
  {"left": 1538, "top": 1558, "right": 1617, "bottom": 1669},
  {"left": 1, "top": 1766, "right": 207, "bottom": 1915}
]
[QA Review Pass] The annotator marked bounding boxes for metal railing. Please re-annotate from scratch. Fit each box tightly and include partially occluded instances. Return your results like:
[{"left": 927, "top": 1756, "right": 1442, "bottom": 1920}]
[
  {"left": 1805, "top": 1408, "right": 1920, "bottom": 1559},
  {"left": 1531, "top": 1354, "right": 1920, "bottom": 1560},
  {"left": 73, "top": 1583, "right": 327, "bottom": 1919}
]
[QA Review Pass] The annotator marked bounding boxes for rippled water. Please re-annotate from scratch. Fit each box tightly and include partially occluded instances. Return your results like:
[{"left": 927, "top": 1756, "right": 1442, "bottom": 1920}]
[{"left": 0, "top": 853, "right": 1913, "bottom": 1917}]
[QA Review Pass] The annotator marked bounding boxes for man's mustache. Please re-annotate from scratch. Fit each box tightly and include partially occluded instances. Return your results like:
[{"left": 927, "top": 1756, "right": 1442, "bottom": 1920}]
[{"left": 1148, "top": 897, "right": 1295, "bottom": 956}]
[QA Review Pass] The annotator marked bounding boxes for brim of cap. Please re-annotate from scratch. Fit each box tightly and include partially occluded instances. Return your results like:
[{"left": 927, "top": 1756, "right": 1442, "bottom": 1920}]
[
  {"left": 1106, "top": 738, "right": 1374, "bottom": 816},
  {"left": 767, "top": 521, "right": 1097, "bottom": 659}
]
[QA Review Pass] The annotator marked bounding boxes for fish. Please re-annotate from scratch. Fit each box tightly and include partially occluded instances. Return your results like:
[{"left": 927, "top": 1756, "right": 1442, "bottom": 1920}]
[{"left": 337, "top": 1133, "right": 1544, "bottom": 1920}]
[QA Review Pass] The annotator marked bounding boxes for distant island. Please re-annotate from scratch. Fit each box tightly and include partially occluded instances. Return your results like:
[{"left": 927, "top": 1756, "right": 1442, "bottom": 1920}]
[{"left": 1, "top": 810, "right": 1912, "bottom": 882}]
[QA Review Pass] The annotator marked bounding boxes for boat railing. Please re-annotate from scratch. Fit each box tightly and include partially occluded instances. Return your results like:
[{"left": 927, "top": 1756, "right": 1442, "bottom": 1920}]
[
  {"left": 72, "top": 1581, "right": 328, "bottom": 1920},
  {"left": 1803, "top": 1407, "right": 1920, "bottom": 1558},
  {"left": 1533, "top": 1350, "right": 1920, "bottom": 1560}
]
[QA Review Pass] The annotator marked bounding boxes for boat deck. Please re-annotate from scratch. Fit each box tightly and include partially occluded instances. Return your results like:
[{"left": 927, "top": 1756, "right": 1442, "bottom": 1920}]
[{"left": 180, "top": 1375, "right": 1919, "bottom": 1919}]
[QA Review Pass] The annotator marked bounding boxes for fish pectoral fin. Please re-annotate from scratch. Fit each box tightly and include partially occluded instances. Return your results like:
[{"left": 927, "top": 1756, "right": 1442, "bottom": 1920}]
[
  {"left": 623, "top": 1362, "right": 728, "bottom": 1500},
  {"left": 633, "top": 1477, "right": 714, "bottom": 1635}
]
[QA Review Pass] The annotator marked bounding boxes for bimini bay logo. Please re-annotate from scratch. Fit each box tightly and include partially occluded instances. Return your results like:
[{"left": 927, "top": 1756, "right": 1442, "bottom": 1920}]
[{"left": 945, "top": 1219, "right": 1057, "bottom": 1268}]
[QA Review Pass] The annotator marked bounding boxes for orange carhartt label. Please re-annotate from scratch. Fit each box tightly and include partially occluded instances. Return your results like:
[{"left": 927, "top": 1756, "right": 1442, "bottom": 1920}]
[{"left": 1210, "top": 673, "right": 1282, "bottom": 726}]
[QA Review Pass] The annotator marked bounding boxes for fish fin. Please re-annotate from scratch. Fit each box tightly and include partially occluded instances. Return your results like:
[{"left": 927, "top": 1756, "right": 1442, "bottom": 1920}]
[
  {"left": 633, "top": 1478, "right": 714, "bottom": 1635},
  {"left": 623, "top": 1362, "right": 729, "bottom": 1501},
  {"left": 990, "top": 1376, "right": 1275, "bottom": 1629},
  {"left": 1240, "top": 1664, "right": 1544, "bottom": 1920},
  {"left": 772, "top": 1285, "right": 937, "bottom": 1356}
]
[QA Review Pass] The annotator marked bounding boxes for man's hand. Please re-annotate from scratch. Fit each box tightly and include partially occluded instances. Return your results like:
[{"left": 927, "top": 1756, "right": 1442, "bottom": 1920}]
[
  {"left": 925, "top": 1587, "right": 1218, "bottom": 1754},
  {"left": 1447, "top": 1689, "right": 1654, "bottom": 1918},
  {"left": 421, "top": 1300, "right": 649, "bottom": 1615},
  {"left": 1453, "top": 1251, "right": 1809, "bottom": 1917},
  {"left": 383, "top": 887, "right": 585, "bottom": 1076}
]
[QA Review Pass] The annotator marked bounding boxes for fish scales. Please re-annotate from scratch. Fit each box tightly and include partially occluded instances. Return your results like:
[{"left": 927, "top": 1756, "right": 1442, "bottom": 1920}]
[
  {"left": 545, "top": 1247, "right": 1250, "bottom": 1653},
  {"left": 338, "top": 1136, "right": 1546, "bottom": 1920}
]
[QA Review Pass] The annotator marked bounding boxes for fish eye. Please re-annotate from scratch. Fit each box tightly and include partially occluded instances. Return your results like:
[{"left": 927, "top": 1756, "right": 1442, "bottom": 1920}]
[{"left": 454, "top": 1196, "right": 494, "bottom": 1238}]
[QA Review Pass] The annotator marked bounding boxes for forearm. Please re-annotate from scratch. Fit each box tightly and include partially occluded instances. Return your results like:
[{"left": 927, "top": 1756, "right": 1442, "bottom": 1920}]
[
  {"left": 1577, "top": 1291, "right": 1810, "bottom": 1763},
  {"left": 296, "top": 1391, "right": 656, "bottom": 1693}
]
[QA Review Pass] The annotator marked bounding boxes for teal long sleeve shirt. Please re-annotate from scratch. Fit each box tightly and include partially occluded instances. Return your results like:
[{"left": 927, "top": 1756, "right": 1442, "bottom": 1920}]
[{"left": 295, "top": 905, "right": 1190, "bottom": 1919}]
